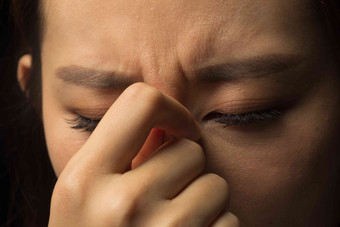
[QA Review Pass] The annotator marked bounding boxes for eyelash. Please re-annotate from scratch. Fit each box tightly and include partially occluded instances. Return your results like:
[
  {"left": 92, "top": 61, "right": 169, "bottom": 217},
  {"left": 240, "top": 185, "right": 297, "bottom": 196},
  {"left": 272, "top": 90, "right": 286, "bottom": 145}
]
[
  {"left": 204, "top": 109, "right": 282, "bottom": 127},
  {"left": 68, "top": 109, "right": 282, "bottom": 132},
  {"left": 67, "top": 116, "right": 100, "bottom": 132}
]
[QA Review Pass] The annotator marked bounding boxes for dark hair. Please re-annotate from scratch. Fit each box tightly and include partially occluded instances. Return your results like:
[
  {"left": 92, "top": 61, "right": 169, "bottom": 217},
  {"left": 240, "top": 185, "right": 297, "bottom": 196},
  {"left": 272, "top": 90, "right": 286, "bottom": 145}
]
[
  {"left": 0, "top": 0, "right": 55, "bottom": 226},
  {"left": 0, "top": 0, "right": 339, "bottom": 226},
  {"left": 316, "top": 0, "right": 340, "bottom": 64}
]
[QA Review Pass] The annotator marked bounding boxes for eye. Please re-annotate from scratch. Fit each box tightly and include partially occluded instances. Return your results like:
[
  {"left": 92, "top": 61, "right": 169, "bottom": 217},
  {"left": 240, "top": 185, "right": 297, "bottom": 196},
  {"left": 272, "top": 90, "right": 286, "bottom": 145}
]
[
  {"left": 67, "top": 115, "right": 101, "bottom": 132},
  {"left": 67, "top": 109, "right": 282, "bottom": 132},
  {"left": 204, "top": 109, "right": 282, "bottom": 127}
]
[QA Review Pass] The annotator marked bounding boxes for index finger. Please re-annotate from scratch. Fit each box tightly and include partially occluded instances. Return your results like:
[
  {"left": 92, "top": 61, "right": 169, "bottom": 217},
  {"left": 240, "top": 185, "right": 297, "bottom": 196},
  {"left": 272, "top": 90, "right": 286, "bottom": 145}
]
[{"left": 76, "top": 83, "right": 200, "bottom": 173}]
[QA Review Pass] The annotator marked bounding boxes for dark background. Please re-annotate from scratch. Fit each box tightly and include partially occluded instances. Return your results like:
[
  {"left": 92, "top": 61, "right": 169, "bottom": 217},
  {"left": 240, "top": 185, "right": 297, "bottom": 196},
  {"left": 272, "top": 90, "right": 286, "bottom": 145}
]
[
  {"left": 0, "top": 0, "right": 13, "bottom": 224},
  {"left": 0, "top": 0, "right": 339, "bottom": 226}
]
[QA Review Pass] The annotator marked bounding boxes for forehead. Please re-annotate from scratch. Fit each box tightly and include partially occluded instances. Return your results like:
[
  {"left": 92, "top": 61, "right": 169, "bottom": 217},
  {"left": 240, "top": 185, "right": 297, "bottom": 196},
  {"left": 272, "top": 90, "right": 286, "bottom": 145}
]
[{"left": 42, "top": 0, "right": 317, "bottom": 69}]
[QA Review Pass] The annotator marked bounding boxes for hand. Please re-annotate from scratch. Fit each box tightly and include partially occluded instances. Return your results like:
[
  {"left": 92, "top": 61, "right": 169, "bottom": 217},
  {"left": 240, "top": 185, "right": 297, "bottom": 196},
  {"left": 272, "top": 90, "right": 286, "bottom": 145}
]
[{"left": 48, "top": 83, "right": 239, "bottom": 227}]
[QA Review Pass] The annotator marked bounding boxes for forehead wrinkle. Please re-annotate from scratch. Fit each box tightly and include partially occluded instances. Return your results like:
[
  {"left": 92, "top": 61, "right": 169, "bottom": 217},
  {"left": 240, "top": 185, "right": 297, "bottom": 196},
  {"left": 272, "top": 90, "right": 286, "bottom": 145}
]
[
  {"left": 177, "top": 19, "right": 257, "bottom": 71},
  {"left": 42, "top": 0, "right": 323, "bottom": 84},
  {"left": 44, "top": 0, "right": 241, "bottom": 41},
  {"left": 133, "top": 2, "right": 239, "bottom": 76}
]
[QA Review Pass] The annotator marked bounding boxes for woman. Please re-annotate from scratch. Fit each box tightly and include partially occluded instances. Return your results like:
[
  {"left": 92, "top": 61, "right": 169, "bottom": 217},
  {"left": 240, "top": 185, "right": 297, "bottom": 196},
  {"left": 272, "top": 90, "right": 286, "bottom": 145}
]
[{"left": 1, "top": 0, "right": 339, "bottom": 226}]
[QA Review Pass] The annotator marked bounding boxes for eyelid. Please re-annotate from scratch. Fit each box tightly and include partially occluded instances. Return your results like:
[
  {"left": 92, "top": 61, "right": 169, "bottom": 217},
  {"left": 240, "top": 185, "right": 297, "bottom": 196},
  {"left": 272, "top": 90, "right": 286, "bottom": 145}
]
[
  {"left": 209, "top": 100, "right": 280, "bottom": 114},
  {"left": 203, "top": 97, "right": 298, "bottom": 120},
  {"left": 77, "top": 113, "right": 102, "bottom": 121},
  {"left": 204, "top": 108, "right": 283, "bottom": 127},
  {"left": 203, "top": 107, "right": 280, "bottom": 120},
  {"left": 70, "top": 107, "right": 108, "bottom": 119},
  {"left": 66, "top": 114, "right": 101, "bottom": 132}
]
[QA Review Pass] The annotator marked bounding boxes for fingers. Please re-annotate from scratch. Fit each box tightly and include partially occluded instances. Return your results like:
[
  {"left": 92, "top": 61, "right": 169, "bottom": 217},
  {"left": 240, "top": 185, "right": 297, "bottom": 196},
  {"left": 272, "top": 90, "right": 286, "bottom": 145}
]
[
  {"left": 169, "top": 173, "right": 230, "bottom": 226},
  {"left": 127, "top": 139, "right": 205, "bottom": 199},
  {"left": 50, "top": 83, "right": 239, "bottom": 227},
  {"left": 75, "top": 83, "right": 201, "bottom": 174},
  {"left": 211, "top": 212, "right": 240, "bottom": 227}
]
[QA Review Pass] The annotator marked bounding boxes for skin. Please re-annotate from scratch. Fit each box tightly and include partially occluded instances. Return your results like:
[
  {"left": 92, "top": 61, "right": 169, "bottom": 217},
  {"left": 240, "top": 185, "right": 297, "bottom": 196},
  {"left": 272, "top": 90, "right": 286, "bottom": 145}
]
[{"left": 18, "top": 0, "right": 340, "bottom": 226}]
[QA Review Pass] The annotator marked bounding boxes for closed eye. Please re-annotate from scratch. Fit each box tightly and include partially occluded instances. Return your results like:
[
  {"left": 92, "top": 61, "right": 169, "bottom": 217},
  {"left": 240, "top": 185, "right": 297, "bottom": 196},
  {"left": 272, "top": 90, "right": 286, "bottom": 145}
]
[
  {"left": 67, "top": 109, "right": 283, "bottom": 132},
  {"left": 67, "top": 115, "right": 101, "bottom": 132},
  {"left": 204, "top": 109, "right": 283, "bottom": 127}
]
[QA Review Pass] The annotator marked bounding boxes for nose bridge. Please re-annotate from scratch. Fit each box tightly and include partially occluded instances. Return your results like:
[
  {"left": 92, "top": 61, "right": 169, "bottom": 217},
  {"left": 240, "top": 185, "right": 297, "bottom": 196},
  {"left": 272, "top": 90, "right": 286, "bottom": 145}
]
[{"left": 141, "top": 51, "right": 190, "bottom": 105}]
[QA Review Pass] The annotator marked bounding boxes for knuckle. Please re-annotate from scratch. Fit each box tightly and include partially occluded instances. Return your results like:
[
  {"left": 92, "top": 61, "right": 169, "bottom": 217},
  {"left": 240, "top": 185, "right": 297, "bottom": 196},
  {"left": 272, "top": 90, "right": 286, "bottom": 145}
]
[
  {"left": 111, "top": 190, "right": 136, "bottom": 211},
  {"left": 106, "top": 188, "right": 140, "bottom": 222},
  {"left": 92, "top": 192, "right": 133, "bottom": 226},
  {"left": 51, "top": 171, "right": 87, "bottom": 208}
]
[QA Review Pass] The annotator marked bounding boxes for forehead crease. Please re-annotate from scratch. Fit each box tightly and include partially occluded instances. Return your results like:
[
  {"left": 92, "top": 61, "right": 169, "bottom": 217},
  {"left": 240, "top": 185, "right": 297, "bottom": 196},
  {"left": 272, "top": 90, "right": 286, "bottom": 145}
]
[
  {"left": 43, "top": 0, "right": 242, "bottom": 65},
  {"left": 43, "top": 0, "right": 315, "bottom": 39},
  {"left": 42, "top": 0, "right": 318, "bottom": 71},
  {"left": 44, "top": 0, "right": 245, "bottom": 38}
]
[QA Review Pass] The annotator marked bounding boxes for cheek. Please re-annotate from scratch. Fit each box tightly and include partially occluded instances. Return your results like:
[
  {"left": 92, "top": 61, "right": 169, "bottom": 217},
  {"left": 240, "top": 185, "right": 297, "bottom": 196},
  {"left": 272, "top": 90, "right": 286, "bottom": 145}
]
[
  {"left": 203, "top": 126, "right": 328, "bottom": 221},
  {"left": 42, "top": 83, "right": 87, "bottom": 176},
  {"left": 201, "top": 77, "right": 340, "bottom": 224}
]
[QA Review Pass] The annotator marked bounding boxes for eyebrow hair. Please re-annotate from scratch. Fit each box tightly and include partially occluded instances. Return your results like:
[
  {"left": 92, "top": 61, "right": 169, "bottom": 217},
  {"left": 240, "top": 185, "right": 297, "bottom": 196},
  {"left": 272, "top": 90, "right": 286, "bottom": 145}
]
[
  {"left": 56, "top": 66, "right": 140, "bottom": 89},
  {"left": 56, "top": 54, "right": 302, "bottom": 89},
  {"left": 194, "top": 54, "right": 302, "bottom": 83}
]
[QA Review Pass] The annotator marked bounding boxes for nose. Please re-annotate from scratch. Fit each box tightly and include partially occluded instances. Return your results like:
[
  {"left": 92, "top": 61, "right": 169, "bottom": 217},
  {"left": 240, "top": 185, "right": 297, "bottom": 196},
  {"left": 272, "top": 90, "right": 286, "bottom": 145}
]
[{"left": 141, "top": 56, "right": 190, "bottom": 106}]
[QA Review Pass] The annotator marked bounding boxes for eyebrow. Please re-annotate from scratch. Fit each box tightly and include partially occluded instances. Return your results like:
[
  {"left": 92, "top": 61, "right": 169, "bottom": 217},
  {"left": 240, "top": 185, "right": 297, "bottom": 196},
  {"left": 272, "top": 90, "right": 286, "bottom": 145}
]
[
  {"left": 56, "top": 54, "right": 302, "bottom": 89},
  {"left": 56, "top": 66, "right": 140, "bottom": 89},
  {"left": 195, "top": 54, "right": 302, "bottom": 83}
]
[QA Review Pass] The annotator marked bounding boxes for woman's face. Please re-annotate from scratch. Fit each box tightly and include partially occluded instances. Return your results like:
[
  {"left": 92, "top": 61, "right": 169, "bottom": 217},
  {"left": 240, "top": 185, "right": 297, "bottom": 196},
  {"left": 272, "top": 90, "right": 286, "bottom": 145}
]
[{"left": 37, "top": 0, "right": 340, "bottom": 225}]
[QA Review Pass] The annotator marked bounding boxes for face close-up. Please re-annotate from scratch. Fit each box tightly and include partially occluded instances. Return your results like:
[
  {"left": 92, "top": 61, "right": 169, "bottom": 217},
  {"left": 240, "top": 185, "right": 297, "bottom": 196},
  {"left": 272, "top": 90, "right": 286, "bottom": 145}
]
[{"left": 35, "top": 0, "right": 340, "bottom": 225}]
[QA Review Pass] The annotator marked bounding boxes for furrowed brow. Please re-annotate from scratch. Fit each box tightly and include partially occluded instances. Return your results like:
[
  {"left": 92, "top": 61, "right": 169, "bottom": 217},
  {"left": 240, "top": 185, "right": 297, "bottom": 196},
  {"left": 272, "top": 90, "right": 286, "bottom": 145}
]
[
  {"left": 195, "top": 54, "right": 302, "bottom": 83},
  {"left": 56, "top": 65, "right": 140, "bottom": 89},
  {"left": 56, "top": 54, "right": 302, "bottom": 89}
]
